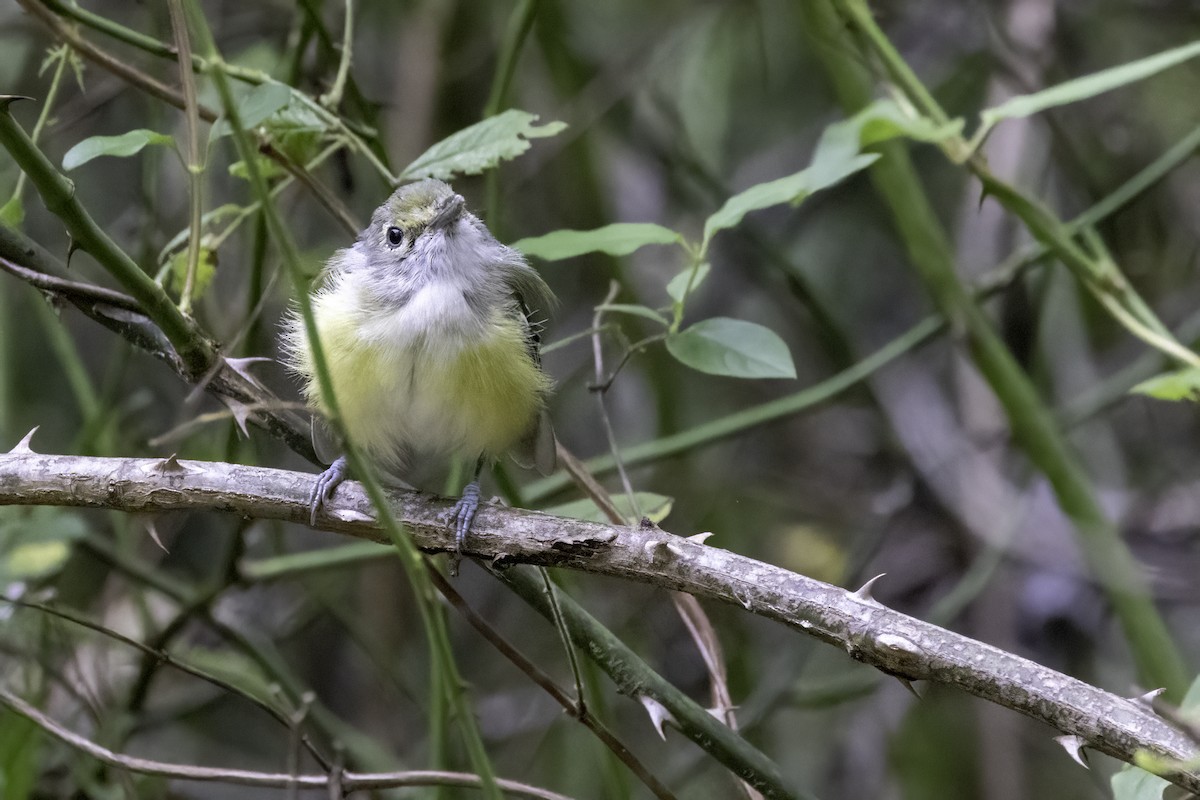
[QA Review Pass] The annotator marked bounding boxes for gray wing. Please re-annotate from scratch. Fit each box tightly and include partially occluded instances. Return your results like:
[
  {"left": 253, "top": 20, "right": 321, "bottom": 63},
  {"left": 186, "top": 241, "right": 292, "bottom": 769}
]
[{"left": 509, "top": 293, "right": 556, "bottom": 475}]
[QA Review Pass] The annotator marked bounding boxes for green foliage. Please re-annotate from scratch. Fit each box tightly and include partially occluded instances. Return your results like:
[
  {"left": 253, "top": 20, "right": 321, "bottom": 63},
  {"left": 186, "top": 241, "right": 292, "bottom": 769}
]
[
  {"left": 513, "top": 222, "right": 683, "bottom": 259},
  {"left": 61, "top": 129, "right": 175, "bottom": 170},
  {"left": 977, "top": 39, "right": 1200, "bottom": 143},
  {"left": 665, "top": 317, "right": 796, "bottom": 379},
  {"left": 400, "top": 109, "right": 567, "bottom": 181},
  {"left": 545, "top": 492, "right": 673, "bottom": 523},
  {"left": 165, "top": 246, "right": 217, "bottom": 299},
  {"left": 1129, "top": 367, "right": 1200, "bottom": 402},
  {"left": 0, "top": 507, "right": 85, "bottom": 584}
]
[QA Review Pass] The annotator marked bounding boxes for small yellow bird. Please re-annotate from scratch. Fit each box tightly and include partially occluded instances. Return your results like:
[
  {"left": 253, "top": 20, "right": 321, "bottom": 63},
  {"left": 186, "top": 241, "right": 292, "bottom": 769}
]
[{"left": 282, "top": 179, "right": 555, "bottom": 562}]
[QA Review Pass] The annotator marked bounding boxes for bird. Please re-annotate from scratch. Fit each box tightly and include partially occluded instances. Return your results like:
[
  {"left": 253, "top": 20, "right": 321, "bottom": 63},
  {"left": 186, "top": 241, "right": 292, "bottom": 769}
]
[{"left": 282, "top": 178, "right": 555, "bottom": 570}]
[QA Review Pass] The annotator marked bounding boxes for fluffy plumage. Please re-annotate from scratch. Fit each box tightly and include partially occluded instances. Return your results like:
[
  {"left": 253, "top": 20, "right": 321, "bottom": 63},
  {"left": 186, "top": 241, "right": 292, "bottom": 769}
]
[{"left": 282, "top": 179, "right": 555, "bottom": 488}]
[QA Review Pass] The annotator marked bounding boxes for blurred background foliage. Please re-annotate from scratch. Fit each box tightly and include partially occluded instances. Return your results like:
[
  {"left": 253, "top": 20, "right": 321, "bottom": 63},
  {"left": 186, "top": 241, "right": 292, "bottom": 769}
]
[{"left": 2, "top": 0, "right": 1200, "bottom": 798}]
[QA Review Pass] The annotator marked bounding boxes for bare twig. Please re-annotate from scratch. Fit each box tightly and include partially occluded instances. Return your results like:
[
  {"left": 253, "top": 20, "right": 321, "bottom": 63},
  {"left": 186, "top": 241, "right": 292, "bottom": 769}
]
[{"left": 0, "top": 686, "right": 575, "bottom": 799}]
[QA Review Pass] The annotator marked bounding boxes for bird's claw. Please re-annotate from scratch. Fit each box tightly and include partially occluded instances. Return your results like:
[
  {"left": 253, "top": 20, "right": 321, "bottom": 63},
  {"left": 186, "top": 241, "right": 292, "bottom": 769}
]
[
  {"left": 309, "top": 456, "right": 348, "bottom": 526},
  {"left": 447, "top": 480, "right": 481, "bottom": 577}
]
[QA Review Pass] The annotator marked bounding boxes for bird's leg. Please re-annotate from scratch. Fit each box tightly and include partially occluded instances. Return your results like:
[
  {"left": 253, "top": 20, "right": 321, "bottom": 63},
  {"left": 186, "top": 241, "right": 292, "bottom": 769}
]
[
  {"left": 448, "top": 454, "right": 487, "bottom": 576},
  {"left": 309, "top": 455, "right": 349, "bottom": 526}
]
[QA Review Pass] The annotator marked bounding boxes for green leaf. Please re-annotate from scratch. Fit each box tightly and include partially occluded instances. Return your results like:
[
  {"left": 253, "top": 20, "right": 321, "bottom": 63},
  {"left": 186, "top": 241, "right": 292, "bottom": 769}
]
[
  {"left": 166, "top": 247, "right": 218, "bottom": 299},
  {"left": 597, "top": 303, "right": 669, "bottom": 325},
  {"left": 981, "top": 39, "right": 1200, "bottom": 134},
  {"left": 400, "top": 109, "right": 567, "bottom": 181},
  {"left": 666, "top": 263, "right": 711, "bottom": 303},
  {"left": 545, "top": 492, "right": 674, "bottom": 524},
  {"left": 702, "top": 99, "right": 962, "bottom": 248},
  {"left": 0, "top": 507, "right": 87, "bottom": 583},
  {"left": 62, "top": 129, "right": 175, "bottom": 170},
  {"left": 0, "top": 195, "right": 23, "bottom": 227},
  {"left": 1110, "top": 763, "right": 1169, "bottom": 800},
  {"left": 513, "top": 223, "right": 683, "bottom": 260},
  {"left": 1130, "top": 367, "right": 1200, "bottom": 402},
  {"left": 666, "top": 317, "right": 796, "bottom": 379},
  {"left": 209, "top": 82, "right": 294, "bottom": 139}
]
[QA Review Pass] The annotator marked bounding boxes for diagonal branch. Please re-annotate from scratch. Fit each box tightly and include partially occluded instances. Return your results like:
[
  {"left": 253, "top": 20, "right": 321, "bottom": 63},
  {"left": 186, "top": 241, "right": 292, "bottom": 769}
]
[{"left": 0, "top": 447, "right": 1197, "bottom": 794}]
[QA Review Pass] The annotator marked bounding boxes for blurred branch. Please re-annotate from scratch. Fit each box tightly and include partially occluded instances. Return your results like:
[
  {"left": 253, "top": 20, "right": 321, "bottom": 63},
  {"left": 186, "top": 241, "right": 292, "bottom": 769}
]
[
  {"left": 0, "top": 222, "right": 317, "bottom": 461},
  {"left": 0, "top": 687, "right": 574, "bottom": 799},
  {"left": 0, "top": 97, "right": 214, "bottom": 374},
  {"left": 427, "top": 569, "right": 680, "bottom": 800},
  {"left": 805, "top": 0, "right": 1189, "bottom": 696},
  {"left": 0, "top": 448, "right": 1197, "bottom": 795}
]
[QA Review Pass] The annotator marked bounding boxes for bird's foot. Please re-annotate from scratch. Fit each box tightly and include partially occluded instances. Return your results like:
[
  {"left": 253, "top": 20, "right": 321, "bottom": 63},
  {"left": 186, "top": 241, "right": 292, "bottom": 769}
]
[
  {"left": 309, "top": 456, "right": 348, "bottom": 526},
  {"left": 447, "top": 480, "right": 482, "bottom": 577}
]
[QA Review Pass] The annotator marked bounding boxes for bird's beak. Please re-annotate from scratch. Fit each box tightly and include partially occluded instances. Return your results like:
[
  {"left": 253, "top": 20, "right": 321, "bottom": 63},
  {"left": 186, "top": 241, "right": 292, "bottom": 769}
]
[{"left": 431, "top": 194, "right": 465, "bottom": 231}]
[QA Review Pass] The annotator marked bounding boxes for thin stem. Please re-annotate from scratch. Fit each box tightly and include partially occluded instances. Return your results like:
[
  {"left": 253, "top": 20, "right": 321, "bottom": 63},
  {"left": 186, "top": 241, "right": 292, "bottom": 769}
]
[
  {"left": 320, "top": 0, "right": 354, "bottom": 109},
  {"left": 166, "top": 0, "right": 204, "bottom": 314}
]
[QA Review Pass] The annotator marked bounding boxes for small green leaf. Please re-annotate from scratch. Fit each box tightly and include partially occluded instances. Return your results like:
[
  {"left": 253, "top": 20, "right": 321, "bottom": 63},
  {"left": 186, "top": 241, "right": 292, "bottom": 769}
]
[
  {"left": 0, "top": 195, "right": 24, "bottom": 227},
  {"left": 981, "top": 39, "right": 1200, "bottom": 135},
  {"left": 0, "top": 507, "right": 87, "bottom": 583},
  {"left": 400, "top": 109, "right": 566, "bottom": 181},
  {"left": 62, "top": 129, "right": 175, "bottom": 170},
  {"left": 545, "top": 493, "right": 674, "bottom": 524},
  {"left": 166, "top": 247, "right": 217, "bottom": 299},
  {"left": 1130, "top": 367, "right": 1200, "bottom": 402},
  {"left": 702, "top": 99, "right": 962, "bottom": 248},
  {"left": 597, "top": 303, "right": 669, "bottom": 326},
  {"left": 666, "top": 263, "right": 711, "bottom": 303},
  {"left": 229, "top": 156, "right": 286, "bottom": 182},
  {"left": 666, "top": 317, "right": 796, "bottom": 379},
  {"left": 513, "top": 223, "right": 683, "bottom": 260},
  {"left": 209, "top": 82, "right": 294, "bottom": 139}
]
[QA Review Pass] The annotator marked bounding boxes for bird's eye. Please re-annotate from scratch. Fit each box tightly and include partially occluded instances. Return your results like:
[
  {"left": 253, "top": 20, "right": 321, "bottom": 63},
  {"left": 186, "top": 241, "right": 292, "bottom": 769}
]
[{"left": 386, "top": 227, "right": 404, "bottom": 247}]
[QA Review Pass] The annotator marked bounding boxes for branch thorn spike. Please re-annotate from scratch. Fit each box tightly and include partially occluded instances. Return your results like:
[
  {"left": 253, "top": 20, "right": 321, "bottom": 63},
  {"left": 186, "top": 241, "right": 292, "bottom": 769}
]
[
  {"left": 1131, "top": 687, "right": 1165, "bottom": 707},
  {"left": 637, "top": 695, "right": 675, "bottom": 740},
  {"left": 8, "top": 427, "right": 39, "bottom": 454},
  {"left": 145, "top": 519, "right": 170, "bottom": 554},
  {"left": 895, "top": 677, "right": 921, "bottom": 699},
  {"left": 686, "top": 532, "right": 714, "bottom": 544},
  {"left": 159, "top": 454, "right": 187, "bottom": 473},
  {"left": 854, "top": 573, "right": 887, "bottom": 601},
  {"left": 1054, "top": 735, "right": 1089, "bottom": 769}
]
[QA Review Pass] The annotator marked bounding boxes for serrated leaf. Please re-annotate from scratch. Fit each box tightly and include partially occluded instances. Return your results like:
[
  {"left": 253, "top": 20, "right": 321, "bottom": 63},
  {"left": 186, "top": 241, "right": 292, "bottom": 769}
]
[
  {"left": 545, "top": 493, "right": 673, "bottom": 524},
  {"left": 666, "top": 263, "right": 711, "bottom": 303},
  {"left": 597, "top": 303, "right": 670, "bottom": 326},
  {"left": 209, "top": 82, "right": 294, "bottom": 139},
  {"left": 666, "top": 317, "right": 796, "bottom": 379},
  {"left": 513, "top": 223, "right": 682, "bottom": 260},
  {"left": 981, "top": 39, "right": 1200, "bottom": 135},
  {"left": 400, "top": 109, "right": 566, "bottom": 181},
  {"left": 702, "top": 99, "right": 961, "bottom": 248},
  {"left": 62, "top": 129, "right": 175, "bottom": 170},
  {"left": 1130, "top": 368, "right": 1200, "bottom": 402},
  {"left": 0, "top": 195, "right": 23, "bottom": 227}
]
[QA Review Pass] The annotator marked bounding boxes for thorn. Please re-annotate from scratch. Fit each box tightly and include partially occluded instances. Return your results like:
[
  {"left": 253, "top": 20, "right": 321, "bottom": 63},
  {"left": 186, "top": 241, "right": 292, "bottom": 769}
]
[
  {"left": 0, "top": 96, "right": 36, "bottom": 111},
  {"left": 637, "top": 695, "right": 676, "bottom": 740},
  {"left": 895, "top": 677, "right": 921, "bottom": 699},
  {"left": 686, "top": 532, "right": 714, "bottom": 544},
  {"left": 1054, "top": 735, "right": 1089, "bottom": 769},
  {"left": 8, "top": 427, "right": 39, "bottom": 454},
  {"left": 66, "top": 238, "right": 80, "bottom": 270},
  {"left": 157, "top": 454, "right": 189, "bottom": 473},
  {"left": 146, "top": 519, "right": 170, "bottom": 554},
  {"left": 665, "top": 540, "right": 686, "bottom": 556},
  {"left": 1131, "top": 688, "right": 1165, "bottom": 707},
  {"left": 643, "top": 539, "right": 668, "bottom": 557},
  {"left": 853, "top": 573, "right": 887, "bottom": 601},
  {"left": 220, "top": 396, "right": 252, "bottom": 438}
]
